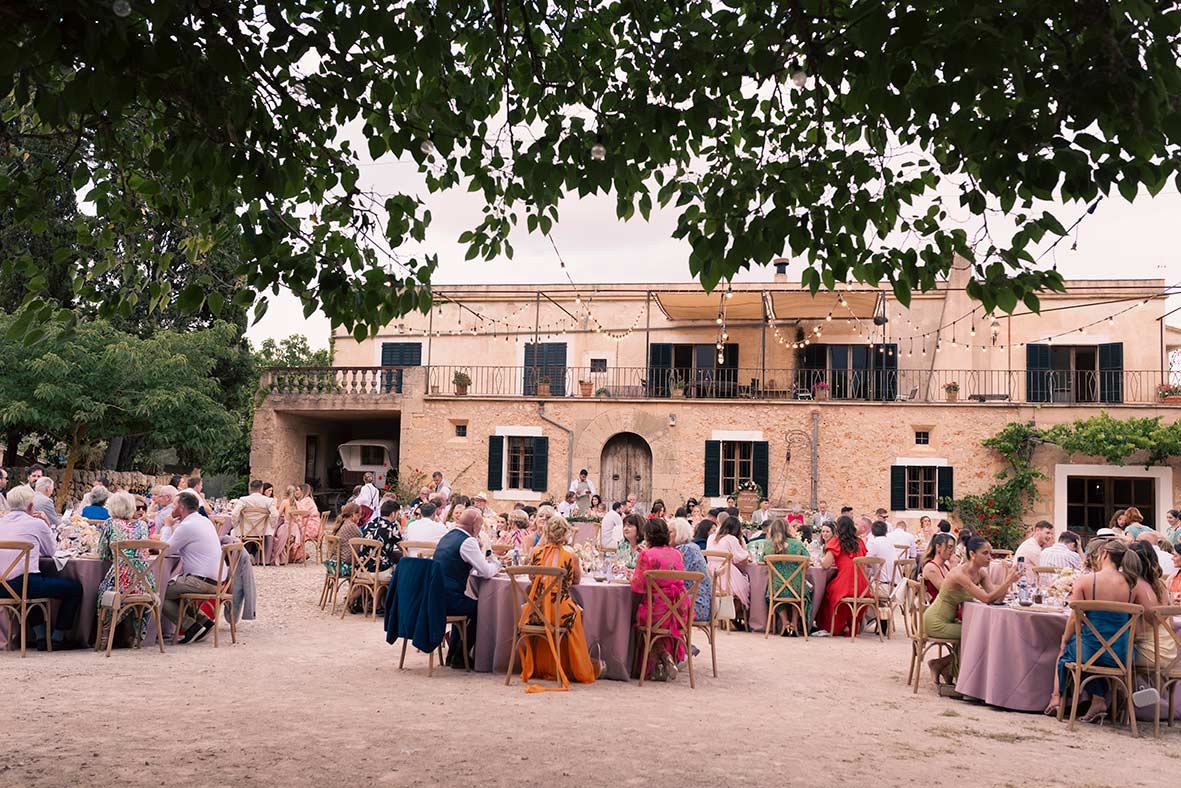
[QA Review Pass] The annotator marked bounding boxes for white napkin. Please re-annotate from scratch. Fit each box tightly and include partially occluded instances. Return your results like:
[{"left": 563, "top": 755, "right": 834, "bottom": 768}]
[{"left": 52, "top": 550, "right": 73, "bottom": 570}]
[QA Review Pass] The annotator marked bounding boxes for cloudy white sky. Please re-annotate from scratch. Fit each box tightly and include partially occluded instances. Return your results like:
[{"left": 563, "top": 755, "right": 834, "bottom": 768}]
[{"left": 248, "top": 159, "right": 1181, "bottom": 351}]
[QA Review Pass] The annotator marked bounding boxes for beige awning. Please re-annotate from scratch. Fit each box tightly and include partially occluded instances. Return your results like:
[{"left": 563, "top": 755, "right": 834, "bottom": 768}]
[
  {"left": 654, "top": 292, "right": 766, "bottom": 321},
  {"left": 768, "top": 290, "right": 880, "bottom": 321}
]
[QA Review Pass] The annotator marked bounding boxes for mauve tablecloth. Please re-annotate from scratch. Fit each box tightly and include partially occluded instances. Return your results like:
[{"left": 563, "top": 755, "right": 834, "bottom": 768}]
[
  {"left": 572, "top": 521, "right": 600, "bottom": 545},
  {"left": 473, "top": 575, "right": 636, "bottom": 681},
  {"left": 214, "top": 513, "right": 233, "bottom": 538},
  {"left": 743, "top": 563, "right": 831, "bottom": 632},
  {"left": 955, "top": 602, "right": 1181, "bottom": 720}
]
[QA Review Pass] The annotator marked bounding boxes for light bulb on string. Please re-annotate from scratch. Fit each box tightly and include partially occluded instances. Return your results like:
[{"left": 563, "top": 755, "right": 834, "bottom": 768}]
[{"left": 590, "top": 135, "right": 606, "bottom": 161}]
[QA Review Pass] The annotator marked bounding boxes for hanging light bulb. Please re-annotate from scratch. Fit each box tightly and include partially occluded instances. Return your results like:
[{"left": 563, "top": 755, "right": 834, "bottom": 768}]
[
  {"left": 420, "top": 139, "right": 436, "bottom": 156},
  {"left": 722, "top": 332, "right": 729, "bottom": 341},
  {"left": 590, "top": 136, "right": 606, "bottom": 160},
  {"left": 791, "top": 67, "right": 807, "bottom": 88},
  {"left": 1107, "top": 315, "right": 1114, "bottom": 325},
  {"left": 825, "top": 313, "right": 832, "bottom": 321},
  {"left": 716, "top": 317, "right": 723, "bottom": 325},
  {"left": 112, "top": 0, "right": 131, "bottom": 16}
]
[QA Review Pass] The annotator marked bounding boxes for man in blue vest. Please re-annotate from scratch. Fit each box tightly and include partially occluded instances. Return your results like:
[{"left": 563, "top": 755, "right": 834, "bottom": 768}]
[{"left": 432, "top": 508, "right": 501, "bottom": 667}]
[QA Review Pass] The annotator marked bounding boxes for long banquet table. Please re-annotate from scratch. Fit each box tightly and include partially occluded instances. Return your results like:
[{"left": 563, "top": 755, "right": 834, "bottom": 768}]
[
  {"left": 473, "top": 574, "right": 636, "bottom": 681},
  {"left": 742, "top": 562, "right": 832, "bottom": 632},
  {"left": 955, "top": 601, "right": 1181, "bottom": 720}
]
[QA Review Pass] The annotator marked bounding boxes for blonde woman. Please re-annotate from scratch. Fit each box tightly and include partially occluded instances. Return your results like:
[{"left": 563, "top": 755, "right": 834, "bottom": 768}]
[{"left": 290, "top": 483, "right": 321, "bottom": 562}]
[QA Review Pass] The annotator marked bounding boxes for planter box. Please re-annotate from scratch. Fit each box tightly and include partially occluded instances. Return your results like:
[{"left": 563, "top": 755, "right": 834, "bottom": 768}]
[
  {"left": 455, "top": 384, "right": 468, "bottom": 396},
  {"left": 579, "top": 381, "right": 593, "bottom": 397},
  {"left": 945, "top": 390, "right": 959, "bottom": 402},
  {"left": 1162, "top": 395, "right": 1181, "bottom": 405},
  {"left": 537, "top": 382, "right": 552, "bottom": 397},
  {"left": 814, "top": 389, "right": 829, "bottom": 401}
]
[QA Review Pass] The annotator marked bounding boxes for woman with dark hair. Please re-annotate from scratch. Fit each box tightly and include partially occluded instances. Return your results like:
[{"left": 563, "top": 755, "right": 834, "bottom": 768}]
[
  {"left": 1128, "top": 541, "right": 1176, "bottom": 674},
  {"left": 918, "top": 533, "right": 957, "bottom": 601},
  {"left": 815, "top": 515, "right": 869, "bottom": 636},
  {"left": 953, "top": 525, "right": 976, "bottom": 565},
  {"left": 631, "top": 518, "right": 690, "bottom": 681},
  {"left": 1108, "top": 508, "right": 1127, "bottom": 536},
  {"left": 924, "top": 538, "right": 1021, "bottom": 686},
  {"left": 615, "top": 513, "right": 646, "bottom": 569},
  {"left": 1166, "top": 508, "right": 1181, "bottom": 544},
  {"left": 1044, "top": 540, "right": 1154, "bottom": 721},
  {"left": 588, "top": 494, "right": 606, "bottom": 518},
  {"left": 648, "top": 499, "right": 666, "bottom": 520},
  {"left": 707, "top": 515, "right": 751, "bottom": 614},
  {"left": 691, "top": 519, "right": 712, "bottom": 551},
  {"left": 261, "top": 482, "right": 275, "bottom": 498}
]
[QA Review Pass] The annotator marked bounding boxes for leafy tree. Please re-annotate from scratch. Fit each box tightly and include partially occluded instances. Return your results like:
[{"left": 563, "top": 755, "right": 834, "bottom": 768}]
[
  {"left": 3, "top": 2, "right": 1180, "bottom": 336},
  {"left": 0, "top": 314, "right": 239, "bottom": 501}
]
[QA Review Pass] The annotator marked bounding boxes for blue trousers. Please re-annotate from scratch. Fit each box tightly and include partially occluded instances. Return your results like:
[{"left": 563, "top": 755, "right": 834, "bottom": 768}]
[{"left": 5, "top": 573, "right": 83, "bottom": 639}]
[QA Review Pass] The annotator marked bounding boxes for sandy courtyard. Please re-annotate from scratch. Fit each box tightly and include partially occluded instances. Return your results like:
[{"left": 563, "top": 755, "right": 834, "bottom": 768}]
[{"left": 0, "top": 564, "right": 1174, "bottom": 787}]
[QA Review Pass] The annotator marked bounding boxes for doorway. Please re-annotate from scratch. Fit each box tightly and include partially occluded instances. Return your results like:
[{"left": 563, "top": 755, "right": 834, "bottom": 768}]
[{"left": 600, "top": 432, "right": 653, "bottom": 508}]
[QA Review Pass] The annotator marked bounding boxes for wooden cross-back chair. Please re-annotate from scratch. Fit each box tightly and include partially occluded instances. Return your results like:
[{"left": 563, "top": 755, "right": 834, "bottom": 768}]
[
  {"left": 990, "top": 549, "right": 1013, "bottom": 561},
  {"left": 833, "top": 556, "right": 886, "bottom": 641},
  {"left": 284, "top": 510, "right": 310, "bottom": 565},
  {"left": 702, "top": 550, "right": 734, "bottom": 631},
  {"left": 904, "top": 579, "right": 958, "bottom": 693},
  {"left": 237, "top": 506, "right": 272, "bottom": 566},
  {"left": 399, "top": 541, "right": 438, "bottom": 559},
  {"left": 341, "top": 537, "right": 387, "bottom": 620},
  {"left": 174, "top": 542, "right": 245, "bottom": 648},
  {"left": 636, "top": 569, "right": 705, "bottom": 688},
  {"left": 1057, "top": 600, "right": 1143, "bottom": 736},
  {"left": 304, "top": 511, "right": 331, "bottom": 564},
  {"left": 504, "top": 566, "right": 569, "bottom": 687},
  {"left": 891, "top": 558, "right": 917, "bottom": 636},
  {"left": 764, "top": 554, "right": 810, "bottom": 640},
  {"left": 893, "top": 543, "right": 911, "bottom": 562},
  {"left": 1141, "top": 605, "right": 1181, "bottom": 739},
  {"left": 1033, "top": 566, "right": 1059, "bottom": 586},
  {"left": 95, "top": 539, "right": 169, "bottom": 656},
  {"left": 391, "top": 557, "right": 470, "bottom": 676},
  {"left": 0, "top": 542, "right": 52, "bottom": 657},
  {"left": 319, "top": 534, "right": 345, "bottom": 612},
  {"left": 690, "top": 577, "right": 719, "bottom": 678}
]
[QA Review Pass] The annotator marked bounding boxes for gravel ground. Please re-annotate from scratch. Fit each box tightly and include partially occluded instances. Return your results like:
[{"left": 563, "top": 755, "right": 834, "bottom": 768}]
[{"left": 0, "top": 564, "right": 1173, "bottom": 787}]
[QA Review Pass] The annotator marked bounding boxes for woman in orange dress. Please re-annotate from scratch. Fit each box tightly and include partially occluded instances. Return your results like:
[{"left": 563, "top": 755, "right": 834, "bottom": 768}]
[
  {"left": 517, "top": 516, "right": 599, "bottom": 691},
  {"left": 816, "top": 515, "right": 869, "bottom": 636}
]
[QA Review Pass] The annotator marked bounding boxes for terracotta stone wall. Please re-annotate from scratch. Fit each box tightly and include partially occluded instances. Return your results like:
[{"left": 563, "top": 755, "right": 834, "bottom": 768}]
[{"left": 38, "top": 469, "right": 172, "bottom": 504}]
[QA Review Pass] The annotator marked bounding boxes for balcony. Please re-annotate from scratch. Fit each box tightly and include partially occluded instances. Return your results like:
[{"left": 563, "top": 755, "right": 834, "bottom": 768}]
[{"left": 263, "top": 365, "right": 1180, "bottom": 406}]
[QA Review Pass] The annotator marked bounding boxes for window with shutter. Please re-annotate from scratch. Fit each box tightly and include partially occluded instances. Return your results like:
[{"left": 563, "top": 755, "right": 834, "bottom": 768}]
[
  {"left": 936, "top": 467, "right": 954, "bottom": 511},
  {"left": 752, "top": 441, "right": 769, "bottom": 496},
  {"left": 487, "top": 436, "right": 504, "bottom": 491},
  {"left": 1098, "top": 342, "right": 1123, "bottom": 404},
  {"left": 379, "top": 342, "right": 422, "bottom": 393},
  {"left": 1026, "top": 344, "right": 1051, "bottom": 403},
  {"left": 530, "top": 437, "right": 549, "bottom": 492},
  {"left": 703, "top": 440, "right": 721, "bottom": 497},
  {"left": 524, "top": 343, "right": 567, "bottom": 396}
]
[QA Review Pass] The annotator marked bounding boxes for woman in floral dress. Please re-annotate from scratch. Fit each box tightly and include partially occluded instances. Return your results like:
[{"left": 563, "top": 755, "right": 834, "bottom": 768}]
[
  {"left": 631, "top": 518, "right": 692, "bottom": 681},
  {"left": 95, "top": 491, "right": 156, "bottom": 648}
]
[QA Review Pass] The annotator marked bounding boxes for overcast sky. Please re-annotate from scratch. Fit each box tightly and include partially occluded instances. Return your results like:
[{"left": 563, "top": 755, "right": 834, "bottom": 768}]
[{"left": 248, "top": 159, "right": 1181, "bottom": 351}]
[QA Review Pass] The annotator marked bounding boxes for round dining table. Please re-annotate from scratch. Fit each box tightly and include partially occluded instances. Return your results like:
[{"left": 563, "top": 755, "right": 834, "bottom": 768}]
[
  {"left": 473, "top": 573, "right": 637, "bottom": 681},
  {"left": 742, "top": 562, "right": 832, "bottom": 632},
  {"left": 955, "top": 601, "right": 1181, "bottom": 720}
]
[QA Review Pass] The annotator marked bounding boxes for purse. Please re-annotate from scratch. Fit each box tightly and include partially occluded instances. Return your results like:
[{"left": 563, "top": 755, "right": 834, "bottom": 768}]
[{"left": 716, "top": 594, "right": 737, "bottom": 620}]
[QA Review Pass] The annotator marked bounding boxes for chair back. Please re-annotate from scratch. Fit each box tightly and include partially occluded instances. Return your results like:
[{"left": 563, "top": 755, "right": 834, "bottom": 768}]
[
  {"left": 703, "top": 550, "right": 734, "bottom": 595},
  {"left": 505, "top": 565, "right": 568, "bottom": 630},
  {"left": 216, "top": 543, "right": 246, "bottom": 596},
  {"left": 904, "top": 579, "right": 928, "bottom": 639},
  {"left": 893, "top": 543, "right": 911, "bottom": 562},
  {"left": 764, "top": 555, "right": 809, "bottom": 605},
  {"left": 0, "top": 542, "right": 34, "bottom": 604},
  {"left": 639, "top": 570, "right": 703, "bottom": 636},
  {"left": 286, "top": 509, "right": 310, "bottom": 534},
  {"left": 239, "top": 506, "right": 272, "bottom": 537},
  {"left": 1032, "top": 566, "right": 1058, "bottom": 586},
  {"left": 851, "top": 556, "right": 885, "bottom": 600},
  {"left": 893, "top": 558, "right": 916, "bottom": 591},
  {"left": 1068, "top": 600, "right": 1143, "bottom": 675},
  {"left": 990, "top": 549, "right": 1013, "bottom": 561},
  {"left": 348, "top": 537, "right": 383, "bottom": 577},
  {"left": 1149, "top": 605, "right": 1181, "bottom": 674},
  {"left": 322, "top": 534, "right": 342, "bottom": 570},
  {"left": 86, "top": 518, "right": 108, "bottom": 527},
  {"left": 109, "top": 539, "right": 169, "bottom": 600},
  {"left": 400, "top": 540, "right": 438, "bottom": 559}
]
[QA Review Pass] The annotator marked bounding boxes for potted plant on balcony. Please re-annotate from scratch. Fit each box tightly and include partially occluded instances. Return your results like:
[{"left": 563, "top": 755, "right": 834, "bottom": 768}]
[
  {"left": 812, "top": 380, "right": 829, "bottom": 401},
  {"left": 579, "top": 379, "right": 593, "bottom": 397},
  {"left": 670, "top": 373, "right": 687, "bottom": 398},
  {"left": 452, "top": 369, "right": 471, "bottom": 396},
  {"left": 944, "top": 381, "right": 960, "bottom": 402},
  {"left": 537, "top": 375, "right": 552, "bottom": 397},
  {"left": 1159, "top": 383, "right": 1181, "bottom": 405}
]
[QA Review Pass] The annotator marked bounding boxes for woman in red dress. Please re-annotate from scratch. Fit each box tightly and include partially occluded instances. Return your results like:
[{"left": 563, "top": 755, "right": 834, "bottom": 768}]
[{"left": 816, "top": 515, "right": 868, "bottom": 636}]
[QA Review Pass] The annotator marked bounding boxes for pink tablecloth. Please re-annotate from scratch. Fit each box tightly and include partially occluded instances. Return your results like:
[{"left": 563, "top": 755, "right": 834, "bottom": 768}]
[
  {"left": 955, "top": 602, "right": 1181, "bottom": 720},
  {"left": 571, "top": 521, "right": 600, "bottom": 545},
  {"left": 743, "top": 563, "right": 831, "bottom": 632},
  {"left": 213, "top": 513, "right": 233, "bottom": 538},
  {"left": 473, "top": 575, "right": 635, "bottom": 681}
]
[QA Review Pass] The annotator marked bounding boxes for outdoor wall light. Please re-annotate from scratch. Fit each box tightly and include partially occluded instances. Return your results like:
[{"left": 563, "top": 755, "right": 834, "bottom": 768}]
[{"left": 668, "top": 414, "right": 677, "bottom": 427}]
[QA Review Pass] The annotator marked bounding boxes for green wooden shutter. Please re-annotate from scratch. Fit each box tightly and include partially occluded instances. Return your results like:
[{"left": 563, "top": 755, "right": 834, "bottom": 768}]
[
  {"left": 752, "top": 441, "right": 769, "bottom": 497},
  {"left": 1098, "top": 342, "right": 1123, "bottom": 404},
  {"left": 704, "top": 440, "right": 721, "bottom": 497},
  {"left": 487, "top": 436, "right": 504, "bottom": 491},
  {"left": 1026, "top": 344, "right": 1051, "bottom": 403},
  {"left": 890, "top": 465, "right": 907, "bottom": 511},
  {"left": 647, "top": 343, "right": 673, "bottom": 396},
  {"left": 530, "top": 437, "right": 549, "bottom": 492},
  {"left": 936, "top": 466, "right": 954, "bottom": 512}
]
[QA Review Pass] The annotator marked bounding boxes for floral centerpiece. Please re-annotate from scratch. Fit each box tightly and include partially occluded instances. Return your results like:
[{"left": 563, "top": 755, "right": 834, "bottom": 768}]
[
  {"left": 572, "top": 542, "right": 603, "bottom": 574},
  {"left": 56, "top": 516, "right": 101, "bottom": 555},
  {"left": 1048, "top": 568, "right": 1076, "bottom": 599}
]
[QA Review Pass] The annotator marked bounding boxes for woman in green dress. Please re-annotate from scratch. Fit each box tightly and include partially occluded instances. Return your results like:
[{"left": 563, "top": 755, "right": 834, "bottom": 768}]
[
  {"left": 924, "top": 536, "right": 1020, "bottom": 687},
  {"left": 763, "top": 518, "right": 813, "bottom": 635}
]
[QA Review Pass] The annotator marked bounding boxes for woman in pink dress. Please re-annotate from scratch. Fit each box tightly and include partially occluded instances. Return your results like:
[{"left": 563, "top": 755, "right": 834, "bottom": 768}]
[
  {"left": 705, "top": 516, "right": 751, "bottom": 612},
  {"left": 631, "top": 518, "right": 691, "bottom": 681},
  {"left": 290, "top": 484, "right": 321, "bottom": 562}
]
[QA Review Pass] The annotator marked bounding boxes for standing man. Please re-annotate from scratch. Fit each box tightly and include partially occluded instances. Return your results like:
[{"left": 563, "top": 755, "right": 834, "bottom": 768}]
[
  {"left": 431, "top": 470, "right": 452, "bottom": 503},
  {"left": 811, "top": 501, "right": 835, "bottom": 530},
  {"left": 431, "top": 508, "right": 501, "bottom": 668},
  {"left": 160, "top": 490, "right": 223, "bottom": 643},
  {"left": 600, "top": 501, "right": 624, "bottom": 548},
  {"left": 33, "top": 477, "right": 60, "bottom": 527},
  {"left": 0, "top": 467, "right": 8, "bottom": 512},
  {"left": 356, "top": 472, "right": 381, "bottom": 524},
  {"left": 569, "top": 469, "right": 596, "bottom": 513}
]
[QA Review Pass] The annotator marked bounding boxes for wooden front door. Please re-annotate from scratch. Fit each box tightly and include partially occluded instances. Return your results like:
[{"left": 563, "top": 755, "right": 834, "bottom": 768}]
[{"left": 600, "top": 432, "right": 653, "bottom": 509}]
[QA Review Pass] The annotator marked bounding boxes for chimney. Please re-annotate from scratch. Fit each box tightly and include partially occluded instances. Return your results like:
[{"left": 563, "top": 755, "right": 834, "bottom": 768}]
[{"left": 773, "top": 257, "right": 789, "bottom": 283}]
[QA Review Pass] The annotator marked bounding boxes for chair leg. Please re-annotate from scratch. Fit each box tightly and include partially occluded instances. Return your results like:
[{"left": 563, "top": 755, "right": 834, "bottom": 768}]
[
  {"left": 1126, "top": 677, "right": 1139, "bottom": 738},
  {"left": 504, "top": 630, "right": 521, "bottom": 686},
  {"left": 638, "top": 630, "right": 653, "bottom": 687},
  {"left": 1066, "top": 671, "right": 1081, "bottom": 731},
  {"left": 227, "top": 600, "right": 237, "bottom": 644},
  {"left": 94, "top": 608, "right": 105, "bottom": 652},
  {"left": 459, "top": 620, "right": 470, "bottom": 671},
  {"left": 764, "top": 602, "right": 773, "bottom": 639},
  {"left": 154, "top": 605, "right": 165, "bottom": 654},
  {"left": 105, "top": 605, "right": 119, "bottom": 657},
  {"left": 708, "top": 622, "right": 718, "bottom": 677},
  {"left": 172, "top": 600, "right": 186, "bottom": 645},
  {"left": 211, "top": 604, "right": 219, "bottom": 648}
]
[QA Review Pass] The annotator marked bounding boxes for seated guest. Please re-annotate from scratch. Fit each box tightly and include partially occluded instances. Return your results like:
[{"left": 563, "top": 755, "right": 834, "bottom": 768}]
[
  {"left": 1122, "top": 506, "right": 1151, "bottom": 540},
  {"left": 517, "top": 516, "right": 600, "bottom": 688},
  {"left": 864, "top": 520, "right": 897, "bottom": 584},
  {"left": 232, "top": 480, "right": 279, "bottom": 562},
  {"left": 691, "top": 511, "right": 716, "bottom": 551},
  {"left": 890, "top": 518, "right": 917, "bottom": 559},
  {"left": 816, "top": 516, "right": 869, "bottom": 637},
  {"left": 95, "top": 491, "right": 154, "bottom": 648},
  {"left": 937, "top": 519, "right": 952, "bottom": 534},
  {"left": 925, "top": 537, "right": 1020, "bottom": 686},
  {"left": 809, "top": 522, "right": 835, "bottom": 560},
  {"left": 588, "top": 495, "right": 606, "bottom": 518},
  {"left": 325, "top": 503, "right": 364, "bottom": 575},
  {"left": 434, "top": 508, "right": 501, "bottom": 667},
  {"left": 1044, "top": 540, "right": 1155, "bottom": 720},
  {"left": 291, "top": 483, "right": 322, "bottom": 562},
  {"left": 615, "top": 513, "right": 646, "bottom": 570},
  {"left": 0, "top": 485, "right": 83, "bottom": 648},
  {"left": 1135, "top": 530, "right": 1178, "bottom": 580},
  {"left": 402, "top": 502, "right": 447, "bottom": 556},
  {"left": 183, "top": 475, "right": 209, "bottom": 515},
  {"left": 1166, "top": 508, "right": 1181, "bottom": 545},
  {"left": 670, "top": 516, "right": 712, "bottom": 623},
  {"left": 706, "top": 517, "right": 751, "bottom": 616},
  {"left": 261, "top": 482, "right": 274, "bottom": 498},
  {"left": 918, "top": 515, "right": 935, "bottom": 543},
  {"left": 363, "top": 499, "right": 403, "bottom": 579},
  {"left": 80, "top": 486, "right": 112, "bottom": 520},
  {"left": 1128, "top": 541, "right": 1176, "bottom": 672},
  {"left": 751, "top": 498, "right": 772, "bottom": 526},
  {"left": 1038, "top": 531, "right": 1082, "bottom": 570},
  {"left": 631, "top": 518, "right": 690, "bottom": 681},
  {"left": 1014, "top": 521, "right": 1055, "bottom": 577},
  {"left": 556, "top": 491, "right": 578, "bottom": 518},
  {"left": 648, "top": 499, "right": 666, "bottom": 520},
  {"left": 147, "top": 484, "right": 178, "bottom": 534},
  {"left": 952, "top": 525, "right": 976, "bottom": 566},
  {"left": 918, "top": 533, "right": 956, "bottom": 602},
  {"left": 160, "top": 491, "right": 222, "bottom": 644},
  {"left": 33, "top": 477, "right": 61, "bottom": 527},
  {"left": 762, "top": 518, "right": 812, "bottom": 634}
]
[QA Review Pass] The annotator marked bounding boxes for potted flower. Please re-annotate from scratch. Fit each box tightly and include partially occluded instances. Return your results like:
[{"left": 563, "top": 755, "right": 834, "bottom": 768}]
[
  {"left": 452, "top": 369, "right": 471, "bottom": 396},
  {"left": 579, "top": 379, "right": 593, "bottom": 397},
  {"left": 537, "top": 375, "right": 552, "bottom": 397},
  {"left": 1158, "top": 383, "right": 1181, "bottom": 405},
  {"left": 944, "top": 381, "right": 960, "bottom": 402},
  {"left": 812, "top": 380, "right": 829, "bottom": 401},
  {"left": 670, "top": 373, "right": 687, "bottom": 398}
]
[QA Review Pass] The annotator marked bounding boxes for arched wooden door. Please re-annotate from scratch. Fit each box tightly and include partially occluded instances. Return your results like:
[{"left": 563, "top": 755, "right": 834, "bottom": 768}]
[{"left": 599, "top": 432, "right": 653, "bottom": 508}]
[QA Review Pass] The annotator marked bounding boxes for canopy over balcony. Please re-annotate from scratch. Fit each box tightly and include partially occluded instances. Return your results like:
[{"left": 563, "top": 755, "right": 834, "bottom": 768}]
[{"left": 651, "top": 289, "right": 882, "bottom": 322}]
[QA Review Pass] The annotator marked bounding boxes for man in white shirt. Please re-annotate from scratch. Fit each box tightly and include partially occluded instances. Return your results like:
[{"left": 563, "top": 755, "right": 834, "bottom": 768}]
[
  {"left": 556, "top": 491, "right": 578, "bottom": 518},
  {"left": 470, "top": 492, "right": 490, "bottom": 516},
  {"left": 0, "top": 467, "right": 8, "bottom": 512},
  {"left": 864, "top": 520, "right": 897, "bottom": 584},
  {"left": 161, "top": 491, "right": 223, "bottom": 643},
  {"left": 600, "top": 501, "right": 624, "bottom": 548},
  {"left": 569, "top": 469, "right": 596, "bottom": 513},
  {"left": 355, "top": 472, "right": 381, "bottom": 523},
  {"left": 874, "top": 508, "right": 893, "bottom": 531},
  {"left": 856, "top": 515, "right": 873, "bottom": 545},
  {"left": 751, "top": 499, "right": 772, "bottom": 526},
  {"left": 1014, "top": 520, "right": 1055, "bottom": 574},
  {"left": 431, "top": 470, "right": 452, "bottom": 503},
  {"left": 889, "top": 518, "right": 918, "bottom": 559},
  {"left": 232, "top": 479, "right": 280, "bottom": 560},
  {"left": 33, "top": 477, "right": 60, "bottom": 528},
  {"left": 1136, "top": 531, "right": 1178, "bottom": 579},
  {"left": 811, "top": 501, "right": 835, "bottom": 530},
  {"left": 1038, "top": 531, "right": 1082, "bottom": 570},
  {"left": 402, "top": 502, "right": 447, "bottom": 556},
  {"left": 148, "top": 484, "right": 178, "bottom": 533},
  {"left": 433, "top": 508, "right": 501, "bottom": 667}
]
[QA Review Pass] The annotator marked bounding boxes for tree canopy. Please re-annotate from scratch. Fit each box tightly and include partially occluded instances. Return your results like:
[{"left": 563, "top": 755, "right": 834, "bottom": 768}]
[{"left": 4, "top": 1, "right": 1180, "bottom": 337}]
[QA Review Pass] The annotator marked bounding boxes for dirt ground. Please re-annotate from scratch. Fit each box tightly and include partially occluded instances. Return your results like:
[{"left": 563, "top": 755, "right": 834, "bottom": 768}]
[{"left": 0, "top": 564, "right": 1174, "bottom": 788}]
